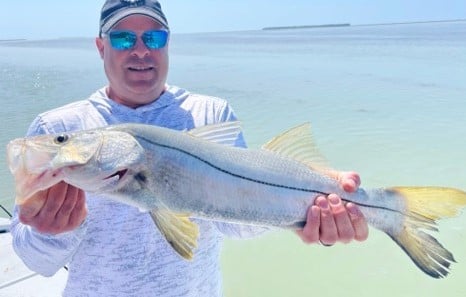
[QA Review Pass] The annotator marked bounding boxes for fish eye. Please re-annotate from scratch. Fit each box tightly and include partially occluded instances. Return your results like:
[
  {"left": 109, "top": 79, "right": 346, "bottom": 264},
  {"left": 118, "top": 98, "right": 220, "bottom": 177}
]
[{"left": 54, "top": 134, "right": 69, "bottom": 144}]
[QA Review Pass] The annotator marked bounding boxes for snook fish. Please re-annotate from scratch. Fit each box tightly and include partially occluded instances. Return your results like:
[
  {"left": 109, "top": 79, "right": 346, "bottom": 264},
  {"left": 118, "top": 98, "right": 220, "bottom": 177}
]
[{"left": 6, "top": 122, "right": 466, "bottom": 278}]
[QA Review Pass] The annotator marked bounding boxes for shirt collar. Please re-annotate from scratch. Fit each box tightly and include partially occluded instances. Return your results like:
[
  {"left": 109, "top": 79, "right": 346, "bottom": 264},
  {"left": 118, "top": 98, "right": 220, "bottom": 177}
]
[{"left": 89, "top": 84, "right": 182, "bottom": 114}]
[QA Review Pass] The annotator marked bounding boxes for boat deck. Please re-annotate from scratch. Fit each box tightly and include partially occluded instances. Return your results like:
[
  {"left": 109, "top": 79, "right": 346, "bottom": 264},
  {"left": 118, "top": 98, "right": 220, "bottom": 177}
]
[{"left": 0, "top": 217, "right": 67, "bottom": 296}]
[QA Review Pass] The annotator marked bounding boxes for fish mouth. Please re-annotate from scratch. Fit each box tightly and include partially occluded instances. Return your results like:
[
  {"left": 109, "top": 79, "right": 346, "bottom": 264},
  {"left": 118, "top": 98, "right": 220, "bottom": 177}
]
[
  {"left": 18, "top": 169, "right": 130, "bottom": 201},
  {"left": 15, "top": 168, "right": 64, "bottom": 204}
]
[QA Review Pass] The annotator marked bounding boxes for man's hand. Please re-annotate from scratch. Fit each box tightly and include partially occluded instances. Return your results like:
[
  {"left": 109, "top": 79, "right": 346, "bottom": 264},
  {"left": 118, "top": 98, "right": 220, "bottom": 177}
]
[
  {"left": 18, "top": 182, "right": 87, "bottom": 234},
  {"left": 296, "top": 171, "right": 369, "bottom": 245}
]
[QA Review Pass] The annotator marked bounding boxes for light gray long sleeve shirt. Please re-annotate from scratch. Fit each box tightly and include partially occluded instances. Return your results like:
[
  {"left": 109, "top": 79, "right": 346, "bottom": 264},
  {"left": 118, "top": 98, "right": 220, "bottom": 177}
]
[{"left": 10, "top": 86, "right": 266, "bottom": 297}]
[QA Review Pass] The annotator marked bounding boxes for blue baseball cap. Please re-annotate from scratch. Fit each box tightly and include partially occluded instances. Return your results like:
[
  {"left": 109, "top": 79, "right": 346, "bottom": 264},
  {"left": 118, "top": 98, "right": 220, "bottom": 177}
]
[{"left": 100, "top": 0, "right": 169, "bottom": 35}]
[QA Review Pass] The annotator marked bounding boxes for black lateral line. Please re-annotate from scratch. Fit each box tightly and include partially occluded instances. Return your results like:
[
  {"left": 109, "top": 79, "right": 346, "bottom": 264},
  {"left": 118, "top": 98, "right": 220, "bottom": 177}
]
[{"left": 139, "top": 136, "right": 405, "bottom": 214}]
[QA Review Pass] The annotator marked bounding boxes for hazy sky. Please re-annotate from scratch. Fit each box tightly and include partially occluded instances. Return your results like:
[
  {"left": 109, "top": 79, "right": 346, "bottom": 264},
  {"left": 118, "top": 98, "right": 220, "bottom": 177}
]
[{"left": 1, "top": 0, "right": 465, "bottom": 39}]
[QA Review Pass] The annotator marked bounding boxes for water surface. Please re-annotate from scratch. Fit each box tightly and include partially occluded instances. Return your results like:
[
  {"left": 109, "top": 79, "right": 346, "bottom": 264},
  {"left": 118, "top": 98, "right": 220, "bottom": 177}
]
[{"left": 1, "top": 22, "right": 465, "bottom": 296}]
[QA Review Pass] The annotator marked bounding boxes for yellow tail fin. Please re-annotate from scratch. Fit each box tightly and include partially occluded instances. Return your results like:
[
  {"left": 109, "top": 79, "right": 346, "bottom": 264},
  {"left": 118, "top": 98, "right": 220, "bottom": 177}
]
[{"left": 389, "top": 187, "right": 466, "bottom": 278}]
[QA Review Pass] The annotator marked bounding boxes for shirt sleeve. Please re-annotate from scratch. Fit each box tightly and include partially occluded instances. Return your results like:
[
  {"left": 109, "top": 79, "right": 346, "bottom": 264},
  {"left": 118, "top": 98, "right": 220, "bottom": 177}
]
[
  {"left": 9, "top": 116, "right": 89, "bottom": 276},
  {"left": 10, "top": 208, "right": 88, "bottom": 276}
]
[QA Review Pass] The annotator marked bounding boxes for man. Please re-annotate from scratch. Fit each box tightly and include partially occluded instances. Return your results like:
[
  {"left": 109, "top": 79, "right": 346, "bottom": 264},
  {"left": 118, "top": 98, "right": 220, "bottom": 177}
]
[{"left": 11, "top": 1, "right": 368, "bottom": 296}]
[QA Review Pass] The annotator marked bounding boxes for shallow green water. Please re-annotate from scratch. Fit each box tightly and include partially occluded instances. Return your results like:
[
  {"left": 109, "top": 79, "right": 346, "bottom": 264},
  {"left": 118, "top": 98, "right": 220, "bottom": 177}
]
[{"left": 1, "top": 22, "right": 465, "bottom": 296}]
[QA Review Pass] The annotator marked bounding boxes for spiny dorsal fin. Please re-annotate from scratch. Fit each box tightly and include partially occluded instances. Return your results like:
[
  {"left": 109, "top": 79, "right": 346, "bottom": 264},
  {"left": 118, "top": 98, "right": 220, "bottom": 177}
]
[
  {"left": 149, "top": 210, "right": 199, "bottom": 260},
  {"left": 261, "top": 123, "right": 329, "bottom": 170},
  {"left": 187, "top": 121, "right": 242, "bottom": 146}
]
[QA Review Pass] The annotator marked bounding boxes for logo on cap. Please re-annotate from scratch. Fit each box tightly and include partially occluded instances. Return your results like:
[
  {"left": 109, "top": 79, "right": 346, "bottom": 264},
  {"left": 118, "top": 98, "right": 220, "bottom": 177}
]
[{"left": 122, "top": 0, "right": 142, "bottom": 4}]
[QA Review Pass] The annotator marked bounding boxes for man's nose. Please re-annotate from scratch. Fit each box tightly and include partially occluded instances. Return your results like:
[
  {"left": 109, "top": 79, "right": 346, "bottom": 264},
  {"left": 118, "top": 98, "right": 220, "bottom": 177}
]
[{"left": 131, "top": 37, "right": 150, "bottom": 57}]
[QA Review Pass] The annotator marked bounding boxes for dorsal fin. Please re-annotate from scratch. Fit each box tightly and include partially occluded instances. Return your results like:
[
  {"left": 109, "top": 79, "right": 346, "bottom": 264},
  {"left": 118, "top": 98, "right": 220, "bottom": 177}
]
[
  {"left": 187, "top": 121, "right": 242, "bottom": 146},
  {"left": 261, "top": 123, "right": 329, "bottom": 170}
]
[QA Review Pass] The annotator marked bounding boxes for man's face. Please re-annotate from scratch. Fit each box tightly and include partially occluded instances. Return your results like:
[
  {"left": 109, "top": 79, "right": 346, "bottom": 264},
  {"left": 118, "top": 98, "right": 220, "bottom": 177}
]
[{"left": 96, "top": 15, "right": 169, "bottom": 108}]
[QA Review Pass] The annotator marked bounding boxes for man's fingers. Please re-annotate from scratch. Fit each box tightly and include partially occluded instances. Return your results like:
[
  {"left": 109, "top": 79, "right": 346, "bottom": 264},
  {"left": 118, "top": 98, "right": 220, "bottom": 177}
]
[
  {"left": 328, "top": 194, "right": 355, "bottom": 243},
  {"left": 18, "top": 182, "right": 88, "bottom": 234},
  {"left": 68, "top": 190, "right": 87, "bottom": 229},
  {"left": 297, "top": 205, "right": 320, "bottom": 244},
  {"left": 347, "top": 202, "right": 369, "bottom": 241},
  {"left": 317, "top": 196, "right": 338, "bottom": 245},
  {"left": 54, "top": 185, "right": 79, "bottom": 229},
  {"left": 18, "top": 191, "right": 48, "bottom": 224},
  {"left": 38, "top": 182, "right": 69, "bottom": 221},
  {"left": 338, "top": 171, "right": 361, "bottom": 193}
]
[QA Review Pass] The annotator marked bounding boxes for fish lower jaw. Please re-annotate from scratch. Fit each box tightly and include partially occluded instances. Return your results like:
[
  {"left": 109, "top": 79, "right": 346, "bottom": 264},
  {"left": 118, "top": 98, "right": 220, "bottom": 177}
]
[{"left": 14, "top": 169, "right": 64, "bottom": 204}]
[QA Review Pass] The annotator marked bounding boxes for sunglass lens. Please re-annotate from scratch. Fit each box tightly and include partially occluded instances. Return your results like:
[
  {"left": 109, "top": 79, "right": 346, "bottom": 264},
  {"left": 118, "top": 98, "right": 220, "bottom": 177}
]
[
  {"left": 109, "top": 31, "right": 137, "bottom": 50},
  {"left": 142, "top": 31, "right": 168, "bottom": 49}
]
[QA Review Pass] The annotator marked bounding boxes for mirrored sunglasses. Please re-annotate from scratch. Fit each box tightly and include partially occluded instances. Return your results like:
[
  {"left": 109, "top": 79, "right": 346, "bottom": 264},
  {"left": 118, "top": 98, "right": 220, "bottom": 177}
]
[{"left": 105, "top": 30, "right": 169, "bottom": 50}]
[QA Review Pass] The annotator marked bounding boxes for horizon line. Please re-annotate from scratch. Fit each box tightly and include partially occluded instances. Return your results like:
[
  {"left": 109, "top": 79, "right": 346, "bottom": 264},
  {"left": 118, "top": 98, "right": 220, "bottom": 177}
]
[{"left": 2, "top": 18, "right": 465, "bottom": 41}]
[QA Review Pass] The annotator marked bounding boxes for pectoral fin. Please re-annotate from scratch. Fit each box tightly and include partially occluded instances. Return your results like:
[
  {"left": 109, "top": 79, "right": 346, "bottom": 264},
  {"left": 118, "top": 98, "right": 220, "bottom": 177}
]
[{"left": 149, "top": 210, "right": 199, "bottom": 260}]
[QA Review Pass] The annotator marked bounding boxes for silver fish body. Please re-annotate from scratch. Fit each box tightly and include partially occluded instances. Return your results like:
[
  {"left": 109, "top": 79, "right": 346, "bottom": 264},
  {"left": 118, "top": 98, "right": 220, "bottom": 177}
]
[
  {"left": 6, "top": 122, "right": 466, "bottom": 278},
  {"left": 81, "top": 124, "right": 402, "bottom": 230}
]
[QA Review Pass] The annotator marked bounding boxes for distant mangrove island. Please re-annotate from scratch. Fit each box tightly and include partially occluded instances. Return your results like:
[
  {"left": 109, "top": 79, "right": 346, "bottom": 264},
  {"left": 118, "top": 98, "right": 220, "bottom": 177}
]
[
  {"left": 263, "top": 23, "right": 350, "bottom": 30},
  {"left": 0, "top": 39, "right": 27, "bottom": 42},
  {"left": 262, "top": 18, "right": 466, "bottom": 31}
]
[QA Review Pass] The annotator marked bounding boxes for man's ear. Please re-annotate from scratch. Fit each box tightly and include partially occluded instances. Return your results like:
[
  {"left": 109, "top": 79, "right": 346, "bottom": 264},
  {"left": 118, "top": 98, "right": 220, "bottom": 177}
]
[{"left": 95, "top": 37, "right": 105, "bottom": 59}]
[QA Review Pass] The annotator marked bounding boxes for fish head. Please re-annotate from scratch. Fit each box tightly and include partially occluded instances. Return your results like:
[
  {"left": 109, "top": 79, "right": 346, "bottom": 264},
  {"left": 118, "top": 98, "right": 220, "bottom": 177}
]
[{"left": 7, "top": 128, "right": 145, "bottom": 204}]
